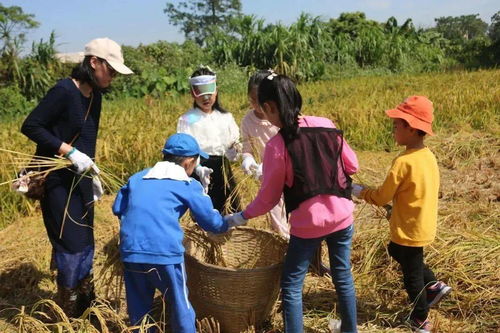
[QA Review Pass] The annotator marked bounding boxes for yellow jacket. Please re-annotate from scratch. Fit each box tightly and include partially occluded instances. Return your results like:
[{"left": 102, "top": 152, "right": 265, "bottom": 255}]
[{"left": 361, "top": 147, "right": 439, "bottom": 247}]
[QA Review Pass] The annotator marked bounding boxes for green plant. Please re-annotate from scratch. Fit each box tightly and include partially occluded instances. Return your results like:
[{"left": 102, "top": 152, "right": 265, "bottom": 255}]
[
  {"left": 0, "top": 85, "right": 34, "bottom": 119},
  {"left": 13, "top": 31, "right": 61, "bottom": 101}
]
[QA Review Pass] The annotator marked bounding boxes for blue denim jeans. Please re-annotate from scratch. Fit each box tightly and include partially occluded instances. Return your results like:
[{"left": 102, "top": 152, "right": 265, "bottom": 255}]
[{"left": 281, "top": 224, "right": 357, "bottom": 333}]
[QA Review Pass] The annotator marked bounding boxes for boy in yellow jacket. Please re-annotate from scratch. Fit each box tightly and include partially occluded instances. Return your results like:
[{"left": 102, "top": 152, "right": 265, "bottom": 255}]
[{"left": 352, "top": 96, "right": 451, "bottom": 333}]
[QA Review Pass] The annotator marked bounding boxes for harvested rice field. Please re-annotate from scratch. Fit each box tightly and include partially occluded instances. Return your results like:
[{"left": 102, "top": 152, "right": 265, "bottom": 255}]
[{"left": 0, "top": 70, "right": 499, "bottom": 332}]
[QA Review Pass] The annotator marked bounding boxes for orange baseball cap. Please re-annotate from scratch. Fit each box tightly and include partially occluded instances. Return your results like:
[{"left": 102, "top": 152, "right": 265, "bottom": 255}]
[{"left": 385, "top": 96, "right": 434, "bottom": 135}]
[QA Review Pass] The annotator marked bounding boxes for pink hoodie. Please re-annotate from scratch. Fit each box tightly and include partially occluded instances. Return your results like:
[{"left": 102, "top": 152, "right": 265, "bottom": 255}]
[{"left": 244, "top": 116, "right": 359, "bottom": 239}]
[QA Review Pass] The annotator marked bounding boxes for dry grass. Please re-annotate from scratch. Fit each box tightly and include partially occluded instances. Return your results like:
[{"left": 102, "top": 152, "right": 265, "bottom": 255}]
[{"left": 0, "top": 142, "right": 498, "bottom": 332}]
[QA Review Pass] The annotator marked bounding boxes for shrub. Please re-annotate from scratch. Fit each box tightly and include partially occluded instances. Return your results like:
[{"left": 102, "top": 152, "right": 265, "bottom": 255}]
[{"left": 0, "top": 85, "right": 34, "bottom": 119}]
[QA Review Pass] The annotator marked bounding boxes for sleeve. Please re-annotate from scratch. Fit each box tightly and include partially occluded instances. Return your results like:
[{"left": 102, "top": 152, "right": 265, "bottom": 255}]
[
  {"left": 187, "top": 180, "right": 229, "bottom": 233},
  {"left": 361, "top": 158, "right": 406, "bottom": 206},
  {"left": 244, "top": 140, "right": 286, "bottom": 218},
  {"left": 112, "top": 182, "right": 130, "bottom": 218},
  {"left": 240, "top": 113, "right": 253, "bottom": 157},
  {"left": 228, "top": 113, "right": 240, "bottom": 146},
  {"left": 21, "top": 85, "right": 68, "bottom": 152},
  {"left": 341, "top": 139, "right": 359, "bottom": 175},
  {"left": 176, "top": 113, "right": 192, "bottom": 135},
  {"left": 329, "top": 119, "right": 358, "bottom": 175}
]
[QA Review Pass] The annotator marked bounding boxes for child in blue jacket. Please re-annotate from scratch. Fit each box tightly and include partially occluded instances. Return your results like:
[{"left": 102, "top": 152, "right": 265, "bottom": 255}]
[{"left": 112, "top": 133, "right": 234, "bottom": 332}]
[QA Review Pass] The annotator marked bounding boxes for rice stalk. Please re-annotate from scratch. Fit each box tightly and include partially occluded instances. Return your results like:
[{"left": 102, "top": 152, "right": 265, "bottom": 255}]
[{"left": 184, "top": 227, "right": 227, "bottom": 267}]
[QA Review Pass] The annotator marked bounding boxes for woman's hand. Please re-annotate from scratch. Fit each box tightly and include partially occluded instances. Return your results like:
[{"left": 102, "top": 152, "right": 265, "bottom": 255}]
[
  {"left": 92, "top": 176, "right": 104, "bottom": 201},
  {"left": 65, "top": 148, "right": 98, "bottom": 174}
]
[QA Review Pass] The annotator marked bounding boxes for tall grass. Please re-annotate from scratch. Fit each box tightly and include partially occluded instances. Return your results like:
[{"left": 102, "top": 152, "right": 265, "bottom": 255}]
[{"left": 207, "top": 13, "right": 450, "bottom": 81}]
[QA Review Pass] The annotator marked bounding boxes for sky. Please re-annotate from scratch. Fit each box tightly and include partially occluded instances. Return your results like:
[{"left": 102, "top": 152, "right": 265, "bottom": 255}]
[{"left": 3, "top": 0, "right": 498, "bottom": 53}]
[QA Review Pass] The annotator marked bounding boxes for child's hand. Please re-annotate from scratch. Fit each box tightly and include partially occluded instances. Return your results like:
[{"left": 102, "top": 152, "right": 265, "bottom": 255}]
[
  {"left": 224, "top": 212, "right": 248, "bottom": 228},
  {"left": 195, "top": 165, "right": 213, "bottom": 192},
  {"left": 241, "top": 155, "right": 259, "bottom": 175},
  {"left": 226, "top": 142, "right": 242, "bottom": 162},
  {"left": 253, "top": 163, "right": 263, "bottom": 180},
  {"left": 352, "top": 183, "right": 365, "bottom": 197},
  {"left": 383, "top": 204, "right": 392, "bottom": 220}
]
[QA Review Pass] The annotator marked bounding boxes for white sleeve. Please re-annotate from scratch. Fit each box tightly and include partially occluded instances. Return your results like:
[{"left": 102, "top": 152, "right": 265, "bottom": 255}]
[
  {"left": 240, "top": 116, "right": 253, "bottom": 156},
  {"left": 177, "top": 114, "right": 190, "bottom": 134},
  {"left": 228, "top": 114, "right": 240, "bottom": 145}
]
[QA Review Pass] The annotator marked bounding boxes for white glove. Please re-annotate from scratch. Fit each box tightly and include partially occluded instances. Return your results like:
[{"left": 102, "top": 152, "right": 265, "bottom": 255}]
[
  {"left": 92, "top": 176, "right": 104, "bottom": 201},
  {"left": 351, "top": 183, "right": 364, "bottom": 197},
  {"left": 253, "top": 163, "right": 263, "bottom": 180},
  {"left": 224, "top": 212, "right": 248, "bottom": 228},
  {"left": 241, "top": 155, "right": 259, "bottom": 175},
  {"left": 66, "top": 148, "right": 98, "bottom": 174},
  {"left": 195, "top": 165, "right": 213, "bottom": 192},
  {"left": 226, "top": 142, "right": 242, "bottom": 162}
]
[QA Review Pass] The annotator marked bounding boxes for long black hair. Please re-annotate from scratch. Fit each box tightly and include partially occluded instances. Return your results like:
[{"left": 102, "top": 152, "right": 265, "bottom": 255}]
[
  {"left": 247, "top": 69, "right": 274, "bottom": 94},
  {"left": 70, "top": 56, "right": 105, "bottom": 91},
  {"left": 190, "top": 67, "right": 229, "bottom": 113},
  {"left": 258, "top": 74, "right": 302, "bottom": 143}
]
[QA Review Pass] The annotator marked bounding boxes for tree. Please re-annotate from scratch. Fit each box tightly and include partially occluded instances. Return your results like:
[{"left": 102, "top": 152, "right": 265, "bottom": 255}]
[
  {"left": 434, "top": 14, "right": 488, "bottom": 41},
  {"left": 328, "top": 12, "right": 381, "bottom": 37},
  {"left": 488, "top": 11, "right": 500, "bottom": 42},
  {"left": 0, "top": 4, "right": 39, "bottom": 55},
  {"left": 164, "top": 0, "right": 241, "bottom": 45}
]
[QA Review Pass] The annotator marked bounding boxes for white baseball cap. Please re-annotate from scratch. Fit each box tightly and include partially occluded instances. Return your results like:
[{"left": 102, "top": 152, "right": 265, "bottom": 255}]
[{"left": 84, "top": 38, "right": 133, "bottom": 75}]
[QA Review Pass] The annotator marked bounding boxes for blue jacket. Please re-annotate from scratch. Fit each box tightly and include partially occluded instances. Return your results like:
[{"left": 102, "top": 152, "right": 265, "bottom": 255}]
[{"left": 112, "top": 162, "right": 229, "bottom": 265}]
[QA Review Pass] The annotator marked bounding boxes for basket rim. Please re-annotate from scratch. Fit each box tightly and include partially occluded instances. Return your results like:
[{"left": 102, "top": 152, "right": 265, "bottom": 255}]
[{"left": 184, "top": 226, "right": 287, "bottom": 273}]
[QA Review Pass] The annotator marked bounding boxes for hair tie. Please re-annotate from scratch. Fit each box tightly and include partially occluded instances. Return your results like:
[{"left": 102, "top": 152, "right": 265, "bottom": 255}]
[{"left": 266, "top": 71, "right": 278, "bottom": 80}]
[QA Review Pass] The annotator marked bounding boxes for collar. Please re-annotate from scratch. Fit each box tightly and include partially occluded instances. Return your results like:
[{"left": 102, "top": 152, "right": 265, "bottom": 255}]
[{"left": 143, "top": 161, "right": 191, "bottom": 181}]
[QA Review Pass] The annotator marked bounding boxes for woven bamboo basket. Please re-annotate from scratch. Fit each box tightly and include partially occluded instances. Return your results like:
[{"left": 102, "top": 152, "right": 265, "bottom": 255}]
[{"left": 184, "top": 227, "right": 288, "bottom": 333}]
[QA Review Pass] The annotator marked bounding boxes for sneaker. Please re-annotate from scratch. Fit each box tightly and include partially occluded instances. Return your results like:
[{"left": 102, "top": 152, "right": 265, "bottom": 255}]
[
  {"left": 409, "top": 317, "right": 432, "bottom": 333},
  {"left": 427, "top": 281, "right": 452, "bottom": 307}
]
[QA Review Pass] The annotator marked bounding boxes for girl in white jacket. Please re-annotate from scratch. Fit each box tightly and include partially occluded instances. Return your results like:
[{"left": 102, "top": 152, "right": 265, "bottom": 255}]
[{"left": 177, "top": 66, "right": 241, "bottom": 214}]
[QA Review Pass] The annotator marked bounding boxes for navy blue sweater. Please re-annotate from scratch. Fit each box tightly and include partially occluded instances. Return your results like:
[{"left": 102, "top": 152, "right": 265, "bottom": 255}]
[
  {"left": 20, "top": 78, "right": 102, "bottom": 251},
  {"left": 113, "top": 167, "right": 229, "bottom": 265},
  {"left": 21, "top": 78, "right": 102, "bottom": 159}
]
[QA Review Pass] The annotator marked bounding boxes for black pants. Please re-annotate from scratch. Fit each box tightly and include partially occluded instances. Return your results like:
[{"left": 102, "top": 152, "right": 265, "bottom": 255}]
[
  {"left": 388, "top": 242, "right": 437, "bottom": 320},
  {"left": 41, "top": 170, "right": 94, "bottom": 253},
  {"left": 193, "top": 155, "right": 241, "bottom": 214},
  {"left": 41, "top": 170, "right": 95, "bottom": 289}
]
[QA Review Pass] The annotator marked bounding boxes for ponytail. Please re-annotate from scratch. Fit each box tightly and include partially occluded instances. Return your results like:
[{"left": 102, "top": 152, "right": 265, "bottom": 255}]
[{"left": 257, "top": 75, "right": 302, "bottom": 143}]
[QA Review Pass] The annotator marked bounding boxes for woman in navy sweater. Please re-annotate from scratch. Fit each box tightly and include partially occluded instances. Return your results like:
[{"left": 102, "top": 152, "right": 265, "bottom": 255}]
[{"left": 21, "top": 38, "right": 133, "bottom": 316}]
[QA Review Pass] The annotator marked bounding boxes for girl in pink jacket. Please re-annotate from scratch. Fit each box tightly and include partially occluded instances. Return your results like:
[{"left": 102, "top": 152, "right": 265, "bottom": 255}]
[
  {"left": 226, "top": 74, "right": 359, "bottom": 332},
  {"left": 240, "top": 69, "right": 289, "bottom": 238}
]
